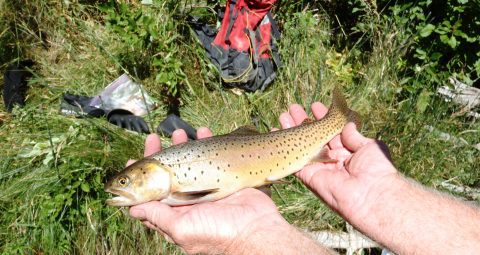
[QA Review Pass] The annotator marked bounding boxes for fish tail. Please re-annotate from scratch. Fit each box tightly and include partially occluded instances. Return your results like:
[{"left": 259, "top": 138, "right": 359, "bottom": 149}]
[{"left": 329, "top": 87, "right": 362, "bottom": 128}]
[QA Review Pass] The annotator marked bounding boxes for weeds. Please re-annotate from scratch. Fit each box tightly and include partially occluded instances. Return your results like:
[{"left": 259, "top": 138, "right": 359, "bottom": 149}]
[{"left": 0, "top": 0, "right": 478, "bottom": 254}]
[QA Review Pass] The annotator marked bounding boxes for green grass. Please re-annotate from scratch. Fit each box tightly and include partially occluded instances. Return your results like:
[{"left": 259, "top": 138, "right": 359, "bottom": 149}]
[{"left": 1, "top": 0, "right": 478, "bottom": 254}]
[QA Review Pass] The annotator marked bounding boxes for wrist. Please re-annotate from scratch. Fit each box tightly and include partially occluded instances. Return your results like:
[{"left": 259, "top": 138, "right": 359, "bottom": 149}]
[
  {"left": 348, "top": 173, "right": 408, "bottom": 229},
  {"left": 225, "top": 215, "right": 292, "bottom": 255}
]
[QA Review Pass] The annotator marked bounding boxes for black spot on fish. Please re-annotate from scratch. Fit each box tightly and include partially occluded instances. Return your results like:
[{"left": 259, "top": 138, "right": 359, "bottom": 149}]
[
  {"left": 194, "top": 177, "right": 197, "bottom": 181},
  {"left": 143, "top": 171, "right": 146, "bottom": 174},
  {"left": 184, "top": 173, "right": 187, "bottom": 177},
  {"left": 249, "top": 171, "right": 252, "bottom": 175},
  {"left": 236, "top": 176, "right": 238, "bottom": 179},
  {"left": 188, "top": 167, "right": 191, "bottom": 171},
  {"left": 201, "top": 170, "right": 204, "bottom": 175},
  {"left": 217, "top": 179, "right": 220, "bottom": 183}
]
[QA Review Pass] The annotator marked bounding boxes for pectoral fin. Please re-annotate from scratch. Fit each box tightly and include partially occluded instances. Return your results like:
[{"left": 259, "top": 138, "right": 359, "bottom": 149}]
[
  {"left": 229, "top": 125, "right": 260, "bottom": 136},
  {"left": 255, "top": 185, "right": 272, "bottom": 197},
  {"left": 171, "top": 188, "right": 220, "bottom": 201},
  {"left": 264, "top": 177, "right": 290, "bottom": 185},
  {"left": 309, "top": 147, "right": 338, "bottom": 164}
]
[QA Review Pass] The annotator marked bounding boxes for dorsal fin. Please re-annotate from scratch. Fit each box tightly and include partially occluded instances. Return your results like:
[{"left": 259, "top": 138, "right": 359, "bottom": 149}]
[
  {"left": 171, "top": 188, "right": 219, "bottom": 201},
  {"left": 229, "top": 125, "right": 260, "bottom": 136},
  {"left": 328, "top": 86, "right": 362, "bottom": 128}
]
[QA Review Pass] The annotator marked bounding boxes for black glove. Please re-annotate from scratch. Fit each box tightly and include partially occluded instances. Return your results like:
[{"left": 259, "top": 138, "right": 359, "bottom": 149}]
[
  {"left": 3, "top": 60, "right": 34, "bottom": 112},
  {"left": 107, "top": 109, "right": 150, "bottom": 134},
  {"left": 157, "top": 114, "right": 197, "bottom": 140},
  {"left": 62, "top": 93, "right": 106, "bottom": 117}
]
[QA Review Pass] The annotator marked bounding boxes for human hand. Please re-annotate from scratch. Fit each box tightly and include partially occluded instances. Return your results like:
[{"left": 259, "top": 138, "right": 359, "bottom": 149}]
[
  {"left": 128, "top": 129, "right": 290, "bottom": 255},
  {"left": 278, "top": 102, "right": 400, "bottom": 225}
]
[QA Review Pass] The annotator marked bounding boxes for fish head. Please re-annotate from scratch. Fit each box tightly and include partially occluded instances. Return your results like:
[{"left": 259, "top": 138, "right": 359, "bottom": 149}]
[{"left": 105, "top": 159, "right": 171, "bottom": 206}]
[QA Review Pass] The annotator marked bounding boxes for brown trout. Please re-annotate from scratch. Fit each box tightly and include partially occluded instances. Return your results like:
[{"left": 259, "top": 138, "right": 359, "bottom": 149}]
[{"left": 105, "top": 87, "right": 360, "bottom": 206}]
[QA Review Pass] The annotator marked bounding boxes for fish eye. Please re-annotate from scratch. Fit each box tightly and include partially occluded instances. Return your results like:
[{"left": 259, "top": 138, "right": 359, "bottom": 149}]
[{"left": 118, "top": 176, "right": 129, "bottom": 187}]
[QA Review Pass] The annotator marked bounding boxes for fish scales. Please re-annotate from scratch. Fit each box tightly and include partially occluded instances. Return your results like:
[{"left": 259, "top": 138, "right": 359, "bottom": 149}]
[{"left": 105, "top": 87, "right": 361, "bottom": 206}]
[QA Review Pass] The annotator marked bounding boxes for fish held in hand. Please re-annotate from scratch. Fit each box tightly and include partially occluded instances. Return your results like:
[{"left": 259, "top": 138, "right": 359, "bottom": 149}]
[{"left": 105, "top": 87, "right": 361, "bottom": 206}]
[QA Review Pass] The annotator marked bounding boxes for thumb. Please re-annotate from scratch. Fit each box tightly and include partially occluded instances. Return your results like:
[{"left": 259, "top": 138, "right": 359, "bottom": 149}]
[
  {"left": 295, "top": 163, "right": 338, "bottom": 189},
  {"left": 295, "top": 164, "right": 346, "bottom": 208},
  {"left": 130, "top": 201, "right": 177, "bottom": 233},
  {"left": 341, "top": 123, "right": 374, "bottom": 152}
]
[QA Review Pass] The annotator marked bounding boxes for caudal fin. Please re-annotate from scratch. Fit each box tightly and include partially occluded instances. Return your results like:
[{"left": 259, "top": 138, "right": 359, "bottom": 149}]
[{"left": 329, "top": 87, "right": 362, "bottom": 128}]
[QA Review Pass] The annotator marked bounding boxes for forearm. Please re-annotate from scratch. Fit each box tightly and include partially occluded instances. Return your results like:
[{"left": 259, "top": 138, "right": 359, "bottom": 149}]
[
  {"left": 228, "top": 218, "right": 335, "bottom": 255},
  {"left": 354, "top": 175, "right": 480, "bottom": 254}
]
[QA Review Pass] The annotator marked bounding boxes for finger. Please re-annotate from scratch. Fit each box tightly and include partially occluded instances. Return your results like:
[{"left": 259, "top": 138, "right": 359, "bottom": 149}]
[
  {"left": 328, "top": 135, "right": 343, "bottom": 150},
  {"left": 341, "top": 123, "right": 374, "bottom": 152},
  {"left": 270, "top": 127, "right": 279, "bottom": 132},
  {"left": 144, "top": 134, "right": 162, "bottom": 157},
  {"left": 311, "top": 102, "right": 328, "bottom": 120},
  {"left": 142, "top": 220, "right": 162, "bottom": 232},
  {"left": 130, "top": 201, "right": 177, "bottom": 234},
  {"left": 294, "top": 163, "right": 338, "bottom": 184},
  {"left": 279, "top": 112, "right": 295, "bottom": 129},
  {"left": 126, "top": 159, "right": 136, "bottom": 167},
  {"left": 141, "top": 221, "right": 175, "bottom": 243},
  {"left": 289, "top": 104, "right": 309, "bottom": 125},
  {"left": 132, "top": 121, "right": 142, "bottom": 134},
  {"left": 140, "top": 120, "right": 150, "bottom": 134},
  {"left": 115, "top": 119, "right": 123, "bottom": 128},
  {"left": 295, "top": 164, "right": 349, "bottom": 208},
  {"left": 124, "top": 120, "right": 132, "bottom": 131},
  {"left": 172, "top": 129, "right": 188, "bottom": 145},
  {"left": 197, "top": 127, "right": 213, "bottom": 139}
]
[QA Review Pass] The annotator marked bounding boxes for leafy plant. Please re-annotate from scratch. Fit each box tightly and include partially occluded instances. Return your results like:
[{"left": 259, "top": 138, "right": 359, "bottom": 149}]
[
  {"left": 100, "top": 1, "right": 187, "bottom": 95},
  {"left": 383, "top": 0, "right": 480, "bottom": 86}
]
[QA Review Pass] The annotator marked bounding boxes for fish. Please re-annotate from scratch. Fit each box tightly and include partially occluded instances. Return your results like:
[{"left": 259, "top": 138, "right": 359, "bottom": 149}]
[{"left": 105, "top": 87, "right": 361, "bottom": 206}]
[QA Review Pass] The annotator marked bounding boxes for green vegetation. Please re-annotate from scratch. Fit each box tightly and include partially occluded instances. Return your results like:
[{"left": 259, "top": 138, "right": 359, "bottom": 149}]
[{"left": 1, "top": 0, "right": 478, "bottom": 254}]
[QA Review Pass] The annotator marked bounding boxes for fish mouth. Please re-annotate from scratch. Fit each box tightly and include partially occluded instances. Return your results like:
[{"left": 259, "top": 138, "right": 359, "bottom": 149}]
[{"left": 105, "top": 188, "right": 137, "bottom": 207}]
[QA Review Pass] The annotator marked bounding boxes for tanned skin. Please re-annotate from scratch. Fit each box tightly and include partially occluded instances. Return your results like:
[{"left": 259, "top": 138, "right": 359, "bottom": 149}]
[{"left": 128, "top": 102, "right": 480, "bottom": 255}]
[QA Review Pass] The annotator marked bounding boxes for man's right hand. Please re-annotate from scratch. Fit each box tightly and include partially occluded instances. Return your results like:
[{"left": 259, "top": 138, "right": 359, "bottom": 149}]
[{"left": 278, "top": 102, "right": 400, "bottom": 225}]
